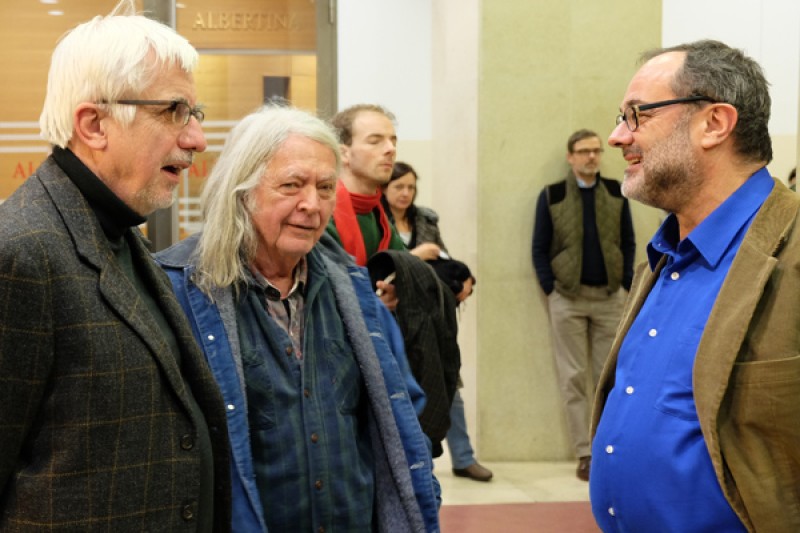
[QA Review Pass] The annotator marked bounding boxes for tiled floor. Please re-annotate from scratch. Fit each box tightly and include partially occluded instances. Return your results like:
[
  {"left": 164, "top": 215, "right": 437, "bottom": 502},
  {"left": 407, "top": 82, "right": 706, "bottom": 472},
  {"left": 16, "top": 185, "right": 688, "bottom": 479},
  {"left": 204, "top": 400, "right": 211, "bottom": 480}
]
[{"left": 434, "top": 458, "right": 601, "bottom": 533}]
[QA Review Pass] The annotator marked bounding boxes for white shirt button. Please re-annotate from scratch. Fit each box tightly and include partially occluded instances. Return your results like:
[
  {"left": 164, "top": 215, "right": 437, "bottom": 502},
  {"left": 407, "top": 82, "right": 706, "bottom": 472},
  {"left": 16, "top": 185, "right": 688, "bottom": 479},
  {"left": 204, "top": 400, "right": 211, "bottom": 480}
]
[
  {"left": 625, "top": 386, "right": 634, "bottom": 395},
  {"left": 671, "top": 271, "right": 680, "bottom": 281},
  {"left": 605, "top": 445, "right": 614, "bottom": 454},
  {"left": 207, "top": 334, "right": 215, "bottom": 341},
  {"left": 649, "top": 328, "right": 658, "bottom": 337},
  {"left": 608, "top": 507, "right": 616, "bottom": 517},
  {"left": 226, "top": 404, "right": 235, "bottom": 411}
]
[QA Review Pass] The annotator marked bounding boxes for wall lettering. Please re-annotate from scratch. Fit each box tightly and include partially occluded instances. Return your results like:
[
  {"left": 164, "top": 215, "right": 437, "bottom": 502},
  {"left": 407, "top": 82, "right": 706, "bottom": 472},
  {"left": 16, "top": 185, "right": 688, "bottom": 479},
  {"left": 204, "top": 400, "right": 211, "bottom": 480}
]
[
  {"left": 189, "top": 160, "right": 208, "bottom": 178},
  {"left": 11, "top": 161, "right": 35, "bottom": 179},
  {"left": 192, "top": 12, "right": 299, "bottom": 31}
]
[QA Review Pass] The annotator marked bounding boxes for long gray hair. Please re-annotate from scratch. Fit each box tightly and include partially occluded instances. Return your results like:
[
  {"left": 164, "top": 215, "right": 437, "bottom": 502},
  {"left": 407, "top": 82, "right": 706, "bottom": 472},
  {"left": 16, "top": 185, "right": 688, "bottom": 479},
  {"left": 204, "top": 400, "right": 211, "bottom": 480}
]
[{"left": 194, "top": 104, "right": 341, "bottom": 296}]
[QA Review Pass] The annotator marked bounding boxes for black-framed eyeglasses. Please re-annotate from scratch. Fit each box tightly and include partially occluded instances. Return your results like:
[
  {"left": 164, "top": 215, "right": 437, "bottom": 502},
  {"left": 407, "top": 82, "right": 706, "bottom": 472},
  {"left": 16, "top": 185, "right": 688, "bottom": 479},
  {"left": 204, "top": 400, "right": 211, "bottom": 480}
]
[
  {"left": 615, "top": 95, "right": 717, "bottom": 132},
  {"left": 99, "top": 99, "right": 205, "bottom": 126}
]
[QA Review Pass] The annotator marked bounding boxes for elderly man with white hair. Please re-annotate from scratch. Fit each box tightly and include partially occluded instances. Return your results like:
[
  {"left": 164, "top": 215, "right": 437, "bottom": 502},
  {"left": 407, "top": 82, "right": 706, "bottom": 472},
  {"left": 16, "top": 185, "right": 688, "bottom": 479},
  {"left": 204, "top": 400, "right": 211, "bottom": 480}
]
[{"left": 156, "top": 103, "right": 440, "bottom": 533}]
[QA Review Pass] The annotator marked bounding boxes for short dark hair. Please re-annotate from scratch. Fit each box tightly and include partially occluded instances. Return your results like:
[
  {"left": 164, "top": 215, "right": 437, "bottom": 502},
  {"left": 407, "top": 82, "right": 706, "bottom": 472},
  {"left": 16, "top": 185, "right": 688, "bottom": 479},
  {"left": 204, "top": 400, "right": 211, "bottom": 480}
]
[
  {"left": 390, "top": 161, "right": 418, "bottom": 182},
  {"left": 641, "top": 39, "right": 772, "bottom": 164},
  {"left": 567, "top": 129, "right": 599, "bottom": 153},
  {"left": 331, "top": 104, "right": 396, "bottom": 146}
]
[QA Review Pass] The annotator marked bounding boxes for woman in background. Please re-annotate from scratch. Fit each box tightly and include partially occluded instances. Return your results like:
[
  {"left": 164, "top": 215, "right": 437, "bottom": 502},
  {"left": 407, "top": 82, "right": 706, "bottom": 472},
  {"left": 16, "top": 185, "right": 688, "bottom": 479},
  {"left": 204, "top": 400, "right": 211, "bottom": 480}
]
[
  {"left": 381, "top": 161, "right": 491, "bottom": 482},
  {"left": 381, "top": 161, "right": 474, "bottom": 301}
]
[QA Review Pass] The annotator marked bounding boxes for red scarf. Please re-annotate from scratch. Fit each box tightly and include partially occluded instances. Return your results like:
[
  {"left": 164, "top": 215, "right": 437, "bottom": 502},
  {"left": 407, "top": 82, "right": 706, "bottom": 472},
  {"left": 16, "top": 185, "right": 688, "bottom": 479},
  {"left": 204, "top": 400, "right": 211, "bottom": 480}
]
[{"left": 333, "top": 181, "right": 392, "bottom": 266}]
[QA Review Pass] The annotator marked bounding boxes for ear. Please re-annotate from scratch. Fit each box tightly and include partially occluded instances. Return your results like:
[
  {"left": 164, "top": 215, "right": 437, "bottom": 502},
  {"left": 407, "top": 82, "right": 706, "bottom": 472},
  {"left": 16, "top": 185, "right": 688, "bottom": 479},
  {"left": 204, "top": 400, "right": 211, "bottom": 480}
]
[
  {"left": 698, "top": 103, "right": 738, "bottom": 150},
  {"left": 73, "top": 103, "right": 109, "bottom": 150},
  {"left": 339, "top": 143, "right": 351, "bottom": 166}
]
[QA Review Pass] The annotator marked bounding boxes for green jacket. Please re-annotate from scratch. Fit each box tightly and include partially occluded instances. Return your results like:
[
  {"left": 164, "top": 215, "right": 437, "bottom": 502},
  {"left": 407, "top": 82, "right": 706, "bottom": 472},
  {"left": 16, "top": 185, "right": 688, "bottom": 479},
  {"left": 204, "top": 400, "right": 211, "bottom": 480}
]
[
  {"left": 547, "top": 175, "right": 626, "bottom": 296},
  {"left": 592, "top": 179, "right": 800, "bottom": 532}
]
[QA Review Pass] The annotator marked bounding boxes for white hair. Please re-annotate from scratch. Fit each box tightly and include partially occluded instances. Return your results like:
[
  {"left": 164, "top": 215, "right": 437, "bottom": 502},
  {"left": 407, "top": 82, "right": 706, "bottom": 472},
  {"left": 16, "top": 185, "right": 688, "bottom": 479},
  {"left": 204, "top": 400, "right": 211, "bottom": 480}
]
[
  {"left": 39, "top": 0, "right": 198, "bottom": 148},
  {"left": 194, "top": 103, "right": 341, "bottom": 296}
]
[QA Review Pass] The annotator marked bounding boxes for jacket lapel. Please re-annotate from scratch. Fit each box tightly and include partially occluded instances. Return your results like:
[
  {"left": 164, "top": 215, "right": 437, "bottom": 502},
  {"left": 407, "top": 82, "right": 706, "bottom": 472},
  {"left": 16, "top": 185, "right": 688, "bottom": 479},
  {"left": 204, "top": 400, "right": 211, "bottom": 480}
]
[
  {"left": 38, "top": 158, "right": 192, "bottom": 402},
  {"left": 693, "top": 183, "right": 799, "bottom": 462}
]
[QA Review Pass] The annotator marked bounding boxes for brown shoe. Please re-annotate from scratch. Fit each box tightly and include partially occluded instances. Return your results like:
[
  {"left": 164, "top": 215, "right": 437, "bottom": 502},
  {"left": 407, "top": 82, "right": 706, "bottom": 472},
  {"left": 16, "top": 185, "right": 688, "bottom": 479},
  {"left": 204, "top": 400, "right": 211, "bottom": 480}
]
[
  {"left": 453, "top": 462, "right": 493, "bottom": 482},
  {"left": 576, "top": 456, "right": 591, "bottom": 482}
]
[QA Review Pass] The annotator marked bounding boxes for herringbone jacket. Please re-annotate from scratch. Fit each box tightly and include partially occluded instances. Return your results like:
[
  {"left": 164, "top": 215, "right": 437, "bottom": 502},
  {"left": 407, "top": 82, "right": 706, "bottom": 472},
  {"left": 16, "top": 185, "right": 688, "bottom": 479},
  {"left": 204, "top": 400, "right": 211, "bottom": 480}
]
[{"left": 0, "top": 157, "right": 231, "bottom": 531}]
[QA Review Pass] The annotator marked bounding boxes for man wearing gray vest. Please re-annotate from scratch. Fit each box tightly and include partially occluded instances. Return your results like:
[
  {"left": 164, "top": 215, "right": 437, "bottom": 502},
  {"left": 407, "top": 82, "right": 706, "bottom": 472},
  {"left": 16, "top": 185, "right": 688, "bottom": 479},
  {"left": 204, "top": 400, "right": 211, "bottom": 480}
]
[{"left": 531, "top": 129, "right": 635, "bottom": 481}]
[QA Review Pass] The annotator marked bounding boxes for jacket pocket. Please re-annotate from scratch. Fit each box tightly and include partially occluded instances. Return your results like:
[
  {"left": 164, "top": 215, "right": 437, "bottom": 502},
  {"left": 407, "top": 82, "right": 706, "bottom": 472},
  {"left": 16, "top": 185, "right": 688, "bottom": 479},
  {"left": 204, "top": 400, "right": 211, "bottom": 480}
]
[
  {"left": 323, "top": 338, "right": 363, "bottom": 414},
  {"left": 728, "top": 353, "right": 800, "bottom": 426},
  {"left": 724, "top": 354, "right": 800, "bottom": 522},
  {"left": 240, "top": 348, "right": 277, "bottom": 429}
]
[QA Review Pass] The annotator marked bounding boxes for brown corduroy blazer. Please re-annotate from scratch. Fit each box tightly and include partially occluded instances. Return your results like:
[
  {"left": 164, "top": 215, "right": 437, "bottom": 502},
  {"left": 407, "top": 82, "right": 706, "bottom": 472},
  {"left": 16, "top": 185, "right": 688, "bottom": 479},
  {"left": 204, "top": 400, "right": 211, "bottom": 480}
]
[
  {"left": 591, "top": 179, "right": 800, "bottom": 532},
  {"left": 0, "top": 157, "right": 231, "bottom": 531}
]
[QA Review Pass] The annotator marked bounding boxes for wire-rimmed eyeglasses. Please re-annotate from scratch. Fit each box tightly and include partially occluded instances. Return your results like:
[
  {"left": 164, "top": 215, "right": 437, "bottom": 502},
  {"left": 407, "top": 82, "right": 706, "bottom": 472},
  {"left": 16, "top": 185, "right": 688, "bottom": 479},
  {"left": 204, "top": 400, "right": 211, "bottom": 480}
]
[
  {"left": 615, "top": 95, "right": 717, "bottom": 132},
  {"left": 572, "top": 148, "right": 604, "bottom": 156},
  {"left": 98, "top": 99, "right": 205, "bottom": 126}
]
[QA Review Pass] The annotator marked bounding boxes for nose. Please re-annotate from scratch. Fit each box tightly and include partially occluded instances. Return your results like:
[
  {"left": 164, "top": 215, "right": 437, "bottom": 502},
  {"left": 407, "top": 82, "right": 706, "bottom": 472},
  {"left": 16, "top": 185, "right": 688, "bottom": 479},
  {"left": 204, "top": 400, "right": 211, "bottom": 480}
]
[
  {"left": 608, "top": 121, "right": 632, "bottom": 149},
  {"left": 298, "top": 186, "right": 321, "bottom": 213},
  {"left": 385, "top": 139, "right": 397, "bottom": 155},
  {"left": 179, "top": 116, "right": 208, "bottom": 153}
]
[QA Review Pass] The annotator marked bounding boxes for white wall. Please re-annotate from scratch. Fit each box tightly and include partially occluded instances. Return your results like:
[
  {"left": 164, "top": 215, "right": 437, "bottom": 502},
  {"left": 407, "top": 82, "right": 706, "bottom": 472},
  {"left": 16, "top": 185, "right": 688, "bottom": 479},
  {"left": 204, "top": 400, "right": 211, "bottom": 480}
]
[
  {"left": 336, "top": 0, "right": 434, "bottom": 205},
  {"left": 336, "top": 0, "right": 431, "bottom": 140}
]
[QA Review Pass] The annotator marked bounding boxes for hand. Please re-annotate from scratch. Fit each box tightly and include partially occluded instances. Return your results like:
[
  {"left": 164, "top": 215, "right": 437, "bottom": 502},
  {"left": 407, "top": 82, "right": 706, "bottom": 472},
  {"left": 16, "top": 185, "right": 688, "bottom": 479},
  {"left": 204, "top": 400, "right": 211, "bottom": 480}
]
[
  {"left": 456, "top": 277, "right": 474, "bottom": 302},
  {"left": 375, "top": 280, "right": 398, "bottom": 311},
  {"left": 410, "top": 242, "right": 441, "bottom": 261}
]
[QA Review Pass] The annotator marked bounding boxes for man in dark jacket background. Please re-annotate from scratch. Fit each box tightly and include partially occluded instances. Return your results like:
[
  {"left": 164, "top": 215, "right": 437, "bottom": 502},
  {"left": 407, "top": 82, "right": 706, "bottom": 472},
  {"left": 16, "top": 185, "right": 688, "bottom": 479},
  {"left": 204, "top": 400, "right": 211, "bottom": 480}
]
[{"left": 531, "top": 129, "right": 635, "bottom": 481}]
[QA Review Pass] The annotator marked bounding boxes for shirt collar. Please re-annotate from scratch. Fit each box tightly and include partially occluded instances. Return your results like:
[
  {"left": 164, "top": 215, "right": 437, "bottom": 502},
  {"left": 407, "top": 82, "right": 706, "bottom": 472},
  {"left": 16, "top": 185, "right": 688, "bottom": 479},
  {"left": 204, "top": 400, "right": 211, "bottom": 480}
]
[
  {"left": 575, "top": 174, "right": 597, "bottom": 189},
  {"left": 247, "top": 256, "right": 308, "bottom": 301},
  {"left": 647, "top": 167, "right": 774, "bottom": 270}
]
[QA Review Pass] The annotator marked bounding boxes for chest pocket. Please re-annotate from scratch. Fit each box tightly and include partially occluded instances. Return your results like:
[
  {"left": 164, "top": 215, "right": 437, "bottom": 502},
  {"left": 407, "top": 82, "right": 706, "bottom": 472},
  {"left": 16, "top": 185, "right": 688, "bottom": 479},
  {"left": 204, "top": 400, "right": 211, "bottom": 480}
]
[
  {"left": 240, "top": 338, "right": 278, "bottom": 430},
  {"left": 322, "top": 338, "right": 363, "bottom": 415},
  {"left": 654, "top": 326, "right": 703, "bottom": 421}
]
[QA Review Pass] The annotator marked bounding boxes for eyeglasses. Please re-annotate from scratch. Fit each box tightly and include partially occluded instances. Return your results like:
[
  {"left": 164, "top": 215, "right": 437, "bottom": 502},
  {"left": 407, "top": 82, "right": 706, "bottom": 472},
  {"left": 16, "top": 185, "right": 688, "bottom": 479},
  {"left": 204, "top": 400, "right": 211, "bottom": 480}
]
[
  {"left": 615, "top": 95, "right": 717, "bottom": 132},
  {"left": 99, "top": 99, "right": 205, "bottom": 126},
  {"left": 572, "top": 148, "right": 604, "bottom": 156}
]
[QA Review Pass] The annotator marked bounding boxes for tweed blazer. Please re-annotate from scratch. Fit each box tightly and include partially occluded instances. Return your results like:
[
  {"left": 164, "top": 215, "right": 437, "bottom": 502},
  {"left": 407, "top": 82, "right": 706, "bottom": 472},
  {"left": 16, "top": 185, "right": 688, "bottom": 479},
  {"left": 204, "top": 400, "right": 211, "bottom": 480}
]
[
  {"left": 0, "top": 157, "right": 231, "bottom": 531},
  {"left": 591, "top": 179, "right": 800, "bottom": 532}
]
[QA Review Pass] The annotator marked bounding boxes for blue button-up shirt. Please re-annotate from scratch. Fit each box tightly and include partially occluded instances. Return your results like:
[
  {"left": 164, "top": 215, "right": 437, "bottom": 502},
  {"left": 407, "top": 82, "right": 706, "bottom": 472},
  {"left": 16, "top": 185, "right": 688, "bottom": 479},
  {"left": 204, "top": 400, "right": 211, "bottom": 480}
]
[{"left": 590, "top": 168, "right": 774, "bottom": 532}]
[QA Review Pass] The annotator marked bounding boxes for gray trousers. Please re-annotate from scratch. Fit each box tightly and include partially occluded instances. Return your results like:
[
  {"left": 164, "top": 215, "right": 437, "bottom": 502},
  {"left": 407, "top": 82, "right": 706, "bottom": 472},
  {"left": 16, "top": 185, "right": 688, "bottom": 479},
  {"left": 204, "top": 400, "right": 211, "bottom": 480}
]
[{"left": 547, "top": 285, "right": 624, "bottom": 457}]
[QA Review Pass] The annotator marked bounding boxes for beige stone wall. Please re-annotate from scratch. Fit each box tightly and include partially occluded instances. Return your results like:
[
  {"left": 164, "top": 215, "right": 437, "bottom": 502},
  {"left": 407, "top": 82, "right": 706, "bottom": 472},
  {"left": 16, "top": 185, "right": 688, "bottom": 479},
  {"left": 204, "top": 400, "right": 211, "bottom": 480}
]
[{"left": 432, "top": 1, "right": 665, "bottom": 461}]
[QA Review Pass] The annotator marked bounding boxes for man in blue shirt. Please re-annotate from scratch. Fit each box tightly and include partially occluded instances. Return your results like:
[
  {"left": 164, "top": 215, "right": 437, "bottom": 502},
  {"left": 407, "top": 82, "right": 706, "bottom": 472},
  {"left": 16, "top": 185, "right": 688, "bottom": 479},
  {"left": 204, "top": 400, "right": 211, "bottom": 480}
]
[{"left": 590, "top": 40, "right": 800, "bottom": 532}]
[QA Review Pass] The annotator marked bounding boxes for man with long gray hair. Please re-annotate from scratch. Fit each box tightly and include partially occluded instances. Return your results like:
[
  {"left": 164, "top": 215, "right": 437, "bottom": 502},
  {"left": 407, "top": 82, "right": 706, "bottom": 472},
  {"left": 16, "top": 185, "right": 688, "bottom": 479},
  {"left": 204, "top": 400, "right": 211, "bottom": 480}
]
[{"left": 156, "top": 103, "right": 440, "bottom": 533}]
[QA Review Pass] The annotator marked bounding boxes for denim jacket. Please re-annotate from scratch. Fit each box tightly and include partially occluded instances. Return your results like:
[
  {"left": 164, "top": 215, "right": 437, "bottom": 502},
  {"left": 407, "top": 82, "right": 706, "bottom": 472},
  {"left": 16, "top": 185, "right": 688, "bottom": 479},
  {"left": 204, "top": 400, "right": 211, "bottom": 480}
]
[{"left": 155, "top": 233, "right": 440, "bottom": 533}]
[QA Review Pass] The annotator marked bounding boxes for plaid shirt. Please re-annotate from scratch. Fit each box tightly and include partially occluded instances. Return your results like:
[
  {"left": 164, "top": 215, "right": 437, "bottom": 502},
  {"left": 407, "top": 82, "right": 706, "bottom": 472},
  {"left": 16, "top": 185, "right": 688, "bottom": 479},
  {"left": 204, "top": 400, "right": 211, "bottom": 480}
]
[{"left": 249, "top": 258, "right": 307, "bottom": 360}]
